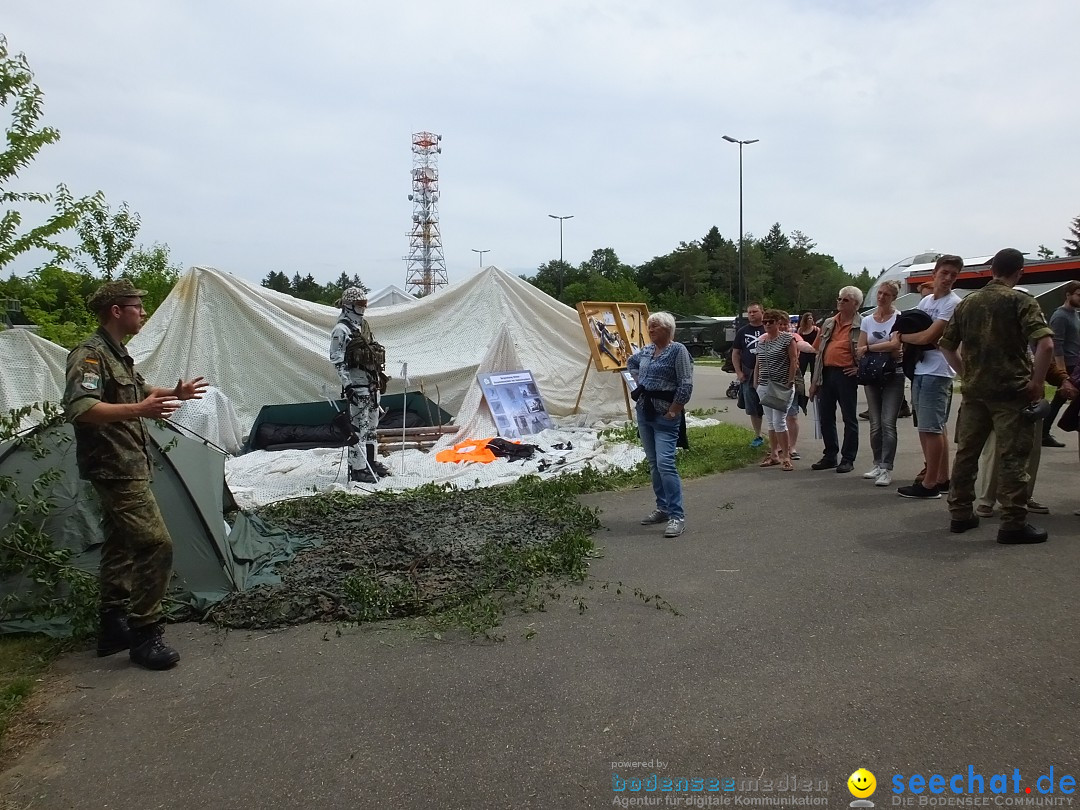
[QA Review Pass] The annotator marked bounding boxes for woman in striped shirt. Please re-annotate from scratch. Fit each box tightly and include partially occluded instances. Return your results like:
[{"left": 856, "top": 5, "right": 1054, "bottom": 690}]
[{"left": 753, "top": 308, "right": 799, "bottom": 471}]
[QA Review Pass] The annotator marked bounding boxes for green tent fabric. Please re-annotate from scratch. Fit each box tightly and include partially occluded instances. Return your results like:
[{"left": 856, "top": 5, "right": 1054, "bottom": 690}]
[
  {"left": 0, "top": 420, "right": 316, "bottom": 636},
  {"left": 245, "top": 394, "right": 453, "bottom": 451}
]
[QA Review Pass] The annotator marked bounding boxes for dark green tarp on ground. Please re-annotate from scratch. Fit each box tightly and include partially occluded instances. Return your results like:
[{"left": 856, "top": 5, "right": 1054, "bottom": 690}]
[
  {"left": 245, "top": 394, "right": 453, "bottom": 451},
  {"left": 0, "top": 420, "right": 315, "bottom": 636}
]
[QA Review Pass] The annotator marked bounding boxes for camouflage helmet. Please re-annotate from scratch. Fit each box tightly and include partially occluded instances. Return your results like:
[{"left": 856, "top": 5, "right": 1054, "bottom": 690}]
[
  {"left": 87, "top": 279, "right": 149, "bottom": 313},
  {"left": 337, "top": 287, "right": 367, "bottom": 308}
]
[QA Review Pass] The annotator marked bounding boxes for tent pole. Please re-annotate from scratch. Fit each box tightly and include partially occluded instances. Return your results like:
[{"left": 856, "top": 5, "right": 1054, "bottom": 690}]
[{"left": 400, "top": 363, "right": 409, "bottom": 475}]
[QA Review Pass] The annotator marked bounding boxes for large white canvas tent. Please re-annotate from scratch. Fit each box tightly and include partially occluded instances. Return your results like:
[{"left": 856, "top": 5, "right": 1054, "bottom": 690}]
[
  {"left": 367, "top": 284, "right": 417, "bottom": 308},
  {"left": 0, "top": 267, "right": 649, "bottom": 507},
  {"left": 0, "top": 329, "right": 68, "bottom": 429},
  {"left": 127, "top": 265, "right": 628, "bottom": 434}
]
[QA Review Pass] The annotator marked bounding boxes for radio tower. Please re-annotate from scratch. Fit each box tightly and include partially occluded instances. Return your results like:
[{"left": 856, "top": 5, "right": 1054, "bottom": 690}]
[{"left": 405, "top": 131, "right": 448, "bottom": 296}]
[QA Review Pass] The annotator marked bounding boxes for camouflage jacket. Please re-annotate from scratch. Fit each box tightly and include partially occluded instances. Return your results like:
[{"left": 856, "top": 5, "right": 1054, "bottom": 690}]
[
  {"left": 939, "top": 280, "right": 1054, "bottom": 400},
  {"left": 63, "top": 328, "right": 153, "bottom": 480}
]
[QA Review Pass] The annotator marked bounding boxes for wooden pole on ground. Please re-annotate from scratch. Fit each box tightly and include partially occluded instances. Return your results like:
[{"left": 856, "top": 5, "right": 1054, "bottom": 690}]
[{"left": 573, "top": 359, "right": 592, "bottom": 414}]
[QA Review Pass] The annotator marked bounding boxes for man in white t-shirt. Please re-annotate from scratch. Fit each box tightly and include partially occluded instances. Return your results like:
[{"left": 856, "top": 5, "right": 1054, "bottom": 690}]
[{"left": 897, "top": 255, "right": 964, "bottom": 499}]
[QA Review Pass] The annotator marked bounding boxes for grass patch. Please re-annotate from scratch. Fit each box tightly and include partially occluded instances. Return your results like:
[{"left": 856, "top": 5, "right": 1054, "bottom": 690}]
[
  {"left": 0, "top": 635, "right": 60, "bottom": 750},
  {"left": 600, "top": 422, "right": 759, "bottom": 487}
]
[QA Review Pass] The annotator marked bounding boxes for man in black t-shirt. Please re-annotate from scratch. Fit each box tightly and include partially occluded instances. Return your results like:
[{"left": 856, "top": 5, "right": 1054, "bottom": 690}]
[{"left": 732, "top": 303, "right": 766, "bottom": 447}]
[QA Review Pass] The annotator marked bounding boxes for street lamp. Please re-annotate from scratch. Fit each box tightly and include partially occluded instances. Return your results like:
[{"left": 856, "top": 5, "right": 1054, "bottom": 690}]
[
  {"left": 722, "top": 135, "right": 759, "bottom": 318},
  {"left": 548, "top": 214, "right": 574, "bottom": 297},
  {"left": 471, "top": 248, "right": 489, "bottom": 268}
]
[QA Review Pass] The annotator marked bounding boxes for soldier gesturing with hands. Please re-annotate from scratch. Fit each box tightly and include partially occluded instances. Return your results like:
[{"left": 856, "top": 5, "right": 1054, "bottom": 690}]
[{"left": 63, "top": 279, "right": 208, "bottom": 670}]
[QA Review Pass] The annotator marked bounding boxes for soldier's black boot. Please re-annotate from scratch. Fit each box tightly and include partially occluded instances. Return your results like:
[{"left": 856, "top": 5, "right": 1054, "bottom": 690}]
[
  {"left": 96, "top": 609, "right": 131, "bottom": 657},
  {"left": 349, "top": 466, "right": 377, "bottom": 484},
  {"left": 367, "top": 444, "right": 392, "bottom": 477},
  {"left": 129, "top": 623, "right": 181, "bottom": 670}
]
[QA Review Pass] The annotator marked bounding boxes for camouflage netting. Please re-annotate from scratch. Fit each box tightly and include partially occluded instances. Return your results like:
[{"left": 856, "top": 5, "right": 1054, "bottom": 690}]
[{"left": 208, "top": 485, "right": 598, "bottom": 629}]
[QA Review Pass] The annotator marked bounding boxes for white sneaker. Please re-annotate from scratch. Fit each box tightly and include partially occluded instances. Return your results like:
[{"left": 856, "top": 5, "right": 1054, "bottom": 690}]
[
  {"left": 863, "top": 465, "right": 883, "bottom": 479},
  {"left": 874, "top": 469, "right": 893, "bottom": 487},
  {"left": 664, "top": 518, "right": 686, "bottom": 538}
]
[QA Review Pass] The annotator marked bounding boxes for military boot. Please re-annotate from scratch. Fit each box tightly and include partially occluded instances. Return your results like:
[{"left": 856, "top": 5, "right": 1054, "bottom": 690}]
[
  {"left": 349, "top": 466, "right": 377, "bottom": 484},
  {"left": 367, "top": 445, "right": 392, "bottom": 477},
  {"left": 96, "top": 609, "right": 131, "bottom": 657},
  {"left": 129, "top": 623, "right": 181, "bottom": 670}
]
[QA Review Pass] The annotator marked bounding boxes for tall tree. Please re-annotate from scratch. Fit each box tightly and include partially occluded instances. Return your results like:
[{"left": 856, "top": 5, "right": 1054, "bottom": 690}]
[
  {"left": 123, "top": 243, "right": 181, "bottom": 314},
  {"left": 583, "top": 247, "right": 632, "bottom": 280},
  {"left": 261, "top": 271, "right": 291, "bottom": 293},
  {"left": 0, "top": 36, "right": 101, "bottom": 272},
  {"left": 1065, "top": 215, "right": 1080, "bottom": 257},
  {"left": 1037, "top": 244, "right": 1056, "bottom": 260},
  {"left": 700, "top": 226, "right": 725, "bottom": 260},
  {"left": 75, "top": 199, "right": 141, "bottom": 279},
  {"left": 760, "top": 222, "right": 791, "bottom": 261},
  {"left": 663, "top": 242, "right": 709, "bottom": 300},
  {"left": 789, "top": 230, "right": 817, "bottom": 253}
]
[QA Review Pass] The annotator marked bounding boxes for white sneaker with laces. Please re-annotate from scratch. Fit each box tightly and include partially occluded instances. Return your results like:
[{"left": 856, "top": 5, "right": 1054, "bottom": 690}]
[
  {"left": 863, "top": 465, "right": 883, "bottom": 479},
  {"left": 874, "top": 469, "right": 892, "bottom": 487},
  {"left": 664, "top": 518, "right": 686, "bottom": 538}
]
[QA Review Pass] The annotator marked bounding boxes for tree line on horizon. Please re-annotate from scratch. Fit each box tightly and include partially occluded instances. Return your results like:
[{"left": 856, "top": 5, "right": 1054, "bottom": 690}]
[
  {"left": 524, "top": 213, "right": 1080, "bottom": 317},
  {"left": 523, "top": 224, "right": 874, "bottom": 317}
]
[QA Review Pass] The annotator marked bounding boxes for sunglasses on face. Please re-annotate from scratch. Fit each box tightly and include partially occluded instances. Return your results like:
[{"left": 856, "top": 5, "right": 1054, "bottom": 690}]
[{"left": 763, "top": 318, "right": 777, "bottom": 324}]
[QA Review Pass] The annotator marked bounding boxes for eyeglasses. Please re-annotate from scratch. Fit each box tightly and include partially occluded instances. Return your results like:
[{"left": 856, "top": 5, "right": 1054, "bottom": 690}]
[
  {"left": 762, "top": 318, "right": 777, "bottom": 324},
  {"left": 837, "top": 297, "right": 853, "bottom": 302}
]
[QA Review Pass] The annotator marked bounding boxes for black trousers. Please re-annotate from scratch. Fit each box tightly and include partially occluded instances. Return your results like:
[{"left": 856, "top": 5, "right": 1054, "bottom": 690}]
[{"left": 818, "top": 366, "right": 860, "bottom": 463}]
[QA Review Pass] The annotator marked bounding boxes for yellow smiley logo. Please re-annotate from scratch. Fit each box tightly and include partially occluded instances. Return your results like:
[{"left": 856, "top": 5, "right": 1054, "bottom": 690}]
[{"left": 848, "top": 769, "right": 877, "bottom": 798}]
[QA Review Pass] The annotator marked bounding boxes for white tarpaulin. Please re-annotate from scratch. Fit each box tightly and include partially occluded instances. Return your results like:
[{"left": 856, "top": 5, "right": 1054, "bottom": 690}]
[
  {"left": 0, "top": 329, "right": 68, "bottom": 430},
  {"left": 127, "top": 265, "right": 629, "bottom": 433}
]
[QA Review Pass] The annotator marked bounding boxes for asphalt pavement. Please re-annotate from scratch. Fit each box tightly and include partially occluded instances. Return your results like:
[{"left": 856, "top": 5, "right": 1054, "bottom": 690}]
[{"left": 3, "top": 366, "right": 1079, "bottom": 810}]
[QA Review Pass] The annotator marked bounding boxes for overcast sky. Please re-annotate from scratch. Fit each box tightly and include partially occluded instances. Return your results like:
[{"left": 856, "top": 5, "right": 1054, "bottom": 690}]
[{"left": 4, "top": 0, "right": 1079, "bottom": 296}]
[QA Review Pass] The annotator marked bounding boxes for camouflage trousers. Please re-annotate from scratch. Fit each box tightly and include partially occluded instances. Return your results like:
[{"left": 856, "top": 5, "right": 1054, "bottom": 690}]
[
  {"left": 948, "top": 396, "right": 1033, "bottom": 529},
  {"left": 346, "top": 384, "right": 378, "bottom": 472},
  {"left": 91, "top": 479, "right": 174, "bottom": 630}
]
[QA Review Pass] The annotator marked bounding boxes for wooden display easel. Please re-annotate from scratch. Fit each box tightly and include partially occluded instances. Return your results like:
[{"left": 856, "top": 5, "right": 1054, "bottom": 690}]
[{"left": 573, "top": 360, "right": 633, "bottom": 421}]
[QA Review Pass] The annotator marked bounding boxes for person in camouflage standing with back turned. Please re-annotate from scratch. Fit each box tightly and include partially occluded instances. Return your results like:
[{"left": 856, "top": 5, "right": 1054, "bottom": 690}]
[
  {"left": 939, "top": 248, "right": 1054, "bottom": 544},
  {"left": 63, "top": 279, "right": 209, "bottom": 669}
]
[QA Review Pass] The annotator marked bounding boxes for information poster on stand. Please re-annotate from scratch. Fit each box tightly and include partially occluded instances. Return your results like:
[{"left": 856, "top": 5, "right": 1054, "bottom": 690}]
[{"left": 478, "top": 370, "right": 555, "bottom": 439}]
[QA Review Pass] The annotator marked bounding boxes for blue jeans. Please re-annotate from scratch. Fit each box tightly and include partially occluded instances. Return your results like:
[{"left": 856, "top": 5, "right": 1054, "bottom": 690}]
[
  {"left": 637, "top": 410, "right": 684, "bottom": 520},
  {"left": 864, "top": 374, "right": 904, "bottom": 470}
]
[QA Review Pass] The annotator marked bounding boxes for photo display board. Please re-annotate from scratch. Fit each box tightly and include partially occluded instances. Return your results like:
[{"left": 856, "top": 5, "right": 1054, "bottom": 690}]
[
  {"left": 576, "top": 302, "right": 651, "bottom": 372},
  {"left": 478, "top": 370, "right": 555, "bottom": 439}
]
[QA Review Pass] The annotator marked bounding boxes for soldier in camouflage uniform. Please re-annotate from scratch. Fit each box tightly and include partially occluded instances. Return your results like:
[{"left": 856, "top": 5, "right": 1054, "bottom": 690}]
[
  {"left": 329, "top": 287, "right": 391, "bottom": 484},
  {"left": 63, "top": 279, "right": 209, "bottom": 669},
  {"left": 939, "top": 248, "right": 1054, "bottom": 544}
]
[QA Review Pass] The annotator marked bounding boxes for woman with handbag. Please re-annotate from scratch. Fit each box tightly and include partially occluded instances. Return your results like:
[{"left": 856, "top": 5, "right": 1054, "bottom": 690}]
[
  {"left": 855, "top": 280, "right": 904, "bottom": 486},
  {"left": 754, "top": 308, "right": 800, "bottom": 471},
  {"left": 782, "top": 316, "right": 819, "bottom": 461}
]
